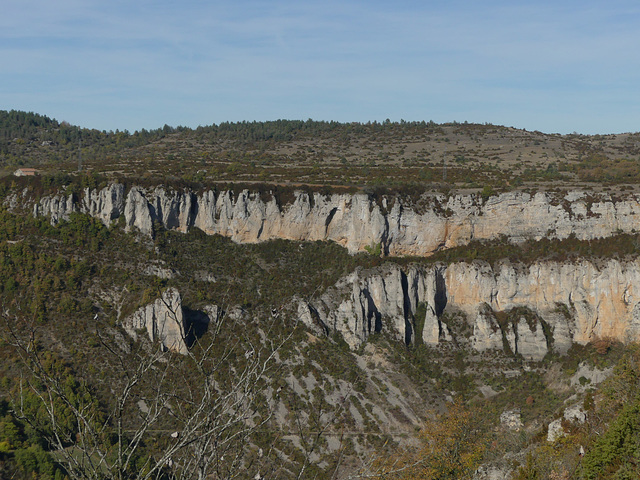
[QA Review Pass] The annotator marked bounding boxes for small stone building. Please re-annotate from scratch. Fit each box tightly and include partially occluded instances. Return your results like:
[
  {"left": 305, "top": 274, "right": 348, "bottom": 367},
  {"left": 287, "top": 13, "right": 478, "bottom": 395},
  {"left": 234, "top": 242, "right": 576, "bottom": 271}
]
[{"left": 14, "top": 168, "right": 39, "bottom": 177}]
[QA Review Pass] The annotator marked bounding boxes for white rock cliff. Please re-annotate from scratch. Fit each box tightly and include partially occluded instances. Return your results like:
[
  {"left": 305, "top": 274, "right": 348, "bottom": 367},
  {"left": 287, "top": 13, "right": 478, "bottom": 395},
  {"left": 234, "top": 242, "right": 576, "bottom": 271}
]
[
  {"left": 299, "top": 259, "right": 640, "bottom": 358},
  {"left": 31, "top": 184, "right": 640, "bottom": 256},
  {"left": 123, "top": 288, "right": 188, "bottom": 354},
  {"left": 27, "top": 184, "right": 640, "bottom": 355}
]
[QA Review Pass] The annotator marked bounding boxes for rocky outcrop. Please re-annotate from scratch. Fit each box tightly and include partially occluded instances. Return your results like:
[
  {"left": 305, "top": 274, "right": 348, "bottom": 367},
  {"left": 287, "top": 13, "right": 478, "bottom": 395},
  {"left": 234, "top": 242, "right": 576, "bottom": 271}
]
[
  {"left": 547, "top": 404, "right": 587, "bottom": 442},
  {"left": 33, "top": 183, "right": 125, "bottom": 226},
  {"left": 569, "top": 362, "right": 613, "bottom": 391},
  {"left": 82, "top": 183, "right": 125, "bottom": 225},
  {"left": 123, "top": 288, "right": 188, "bottom": 354},
  {"left": 122, "top": 288, "right": 214, "bottom": 354},
  {"left": 29, "top": 184, "right": 640, "bottom": 256},
  {"left": 514, "top": 318, "right": 549, "bottom": 361},
  {"left": 472, "top": 305, "right": 504, "bottom": 352},
  {"left": 298, "top": 259, "right": 640, "bottom": 356},
  {"left": 500, "top": 409, "right": 523, "bottom": 431},
  {"left": 34, "top": 193, "right": 76, "bottom": 225},
  {"left": 300, "top": 264, "right": 448, "bottom": 349},
  {"left": 473, "top": 464, "right": 514, "bottom": 480}
]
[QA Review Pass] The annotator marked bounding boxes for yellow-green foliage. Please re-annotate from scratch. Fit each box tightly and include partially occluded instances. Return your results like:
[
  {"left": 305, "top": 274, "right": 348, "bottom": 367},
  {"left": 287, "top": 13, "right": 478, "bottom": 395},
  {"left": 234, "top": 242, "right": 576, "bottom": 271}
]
[{"left": 374, "top": 400, "right": 488, "bottom": 479}]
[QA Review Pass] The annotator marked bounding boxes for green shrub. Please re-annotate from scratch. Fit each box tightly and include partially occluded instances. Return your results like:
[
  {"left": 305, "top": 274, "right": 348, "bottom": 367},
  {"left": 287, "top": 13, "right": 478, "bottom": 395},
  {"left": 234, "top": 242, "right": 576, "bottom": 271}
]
[
  {"left": 364, "top": 242, "right": 382, "bottom": 256},
  {"left": 14, "top": 444, "right": 58, "bottom": 478},
  {"left": 581, "top": 403, "right": 640, "bottom": 479},
  {"left": 481, "top": 184, "right": 496, "bottom": 201}
]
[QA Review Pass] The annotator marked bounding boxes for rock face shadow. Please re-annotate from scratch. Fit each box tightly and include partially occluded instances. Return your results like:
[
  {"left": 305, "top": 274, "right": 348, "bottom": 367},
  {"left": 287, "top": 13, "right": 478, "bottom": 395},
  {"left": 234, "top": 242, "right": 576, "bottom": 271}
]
[
  {"left": 182, "top": 307, "right": 210, "bottom": 348},
  {"left": 363, "top": 289, "right": 383, "bottom": 334},
  {"left": 400, "top": 271, "right": 413, "bottom": 346},
  {"left": 434, "top": 268, "right": 447, "bottom": 317}
]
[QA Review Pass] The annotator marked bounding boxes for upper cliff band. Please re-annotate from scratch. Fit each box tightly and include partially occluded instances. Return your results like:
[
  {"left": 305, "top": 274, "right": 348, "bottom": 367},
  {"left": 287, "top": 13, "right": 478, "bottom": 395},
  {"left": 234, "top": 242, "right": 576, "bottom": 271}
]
[{"left": 26, "top": 183, "right": 640, "bottom": 257}]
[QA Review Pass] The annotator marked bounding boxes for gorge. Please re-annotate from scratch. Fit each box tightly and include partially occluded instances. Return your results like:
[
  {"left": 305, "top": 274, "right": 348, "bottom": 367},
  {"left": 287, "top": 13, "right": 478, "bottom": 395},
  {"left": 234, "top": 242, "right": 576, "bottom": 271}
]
[{"left": 20, "top": 183, "right": 640, "bottom": 358}]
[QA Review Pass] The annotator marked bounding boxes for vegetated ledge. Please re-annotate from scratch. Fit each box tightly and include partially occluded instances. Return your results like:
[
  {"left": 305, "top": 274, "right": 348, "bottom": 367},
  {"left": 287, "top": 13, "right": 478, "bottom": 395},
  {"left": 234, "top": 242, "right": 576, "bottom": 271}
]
[{"left": 14, "top": 180, "right": 640, "bottom": 257}]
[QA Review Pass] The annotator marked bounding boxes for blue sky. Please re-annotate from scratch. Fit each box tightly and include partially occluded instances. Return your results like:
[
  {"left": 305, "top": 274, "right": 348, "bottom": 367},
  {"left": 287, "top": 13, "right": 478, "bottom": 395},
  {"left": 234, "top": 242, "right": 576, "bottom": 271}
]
[{"left": 2, "top": 0, "right": 639, "bottom": 134}]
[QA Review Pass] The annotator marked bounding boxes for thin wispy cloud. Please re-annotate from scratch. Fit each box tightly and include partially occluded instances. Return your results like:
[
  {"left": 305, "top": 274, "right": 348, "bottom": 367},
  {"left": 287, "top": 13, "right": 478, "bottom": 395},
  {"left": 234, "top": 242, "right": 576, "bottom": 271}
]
[{"left": 2, "top": 0, "right": 638, "bottom": 133}]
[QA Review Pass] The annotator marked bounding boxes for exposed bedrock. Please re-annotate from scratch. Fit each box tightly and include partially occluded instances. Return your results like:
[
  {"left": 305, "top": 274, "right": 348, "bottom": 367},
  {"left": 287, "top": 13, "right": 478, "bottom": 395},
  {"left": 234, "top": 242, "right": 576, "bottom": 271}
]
[
  {"left": 123, "top": 287, "right": 188, "bottom": 354},
  {"left": 123, "top": 288, "right": 213, "bottom": 354},
  {"left": 30, "top": 184, "right": 640, "bottom": 256},
  {"left": 27, "top": 184, "right": 640, "bottom": 357},
  {"left": 32, "top": 183, "right": 125, "bottom": 225},
  {"left": 297, "top": 259, "right": 640, "bottom": 359}
]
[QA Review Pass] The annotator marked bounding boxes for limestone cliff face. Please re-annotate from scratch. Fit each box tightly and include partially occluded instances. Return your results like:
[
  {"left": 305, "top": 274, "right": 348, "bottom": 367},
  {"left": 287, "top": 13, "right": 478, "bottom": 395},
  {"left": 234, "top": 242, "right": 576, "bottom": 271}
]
[
  {"left": 192, "top": 189, "right": 387, "bottom": 253},
  {"left": 82, "top": 183, "right": 125, "bottom": 225},
  {"left": 299, "top": 264, "right": 448, "bottom": 349},
  {"left": 28, "top": 184, "right": 640, "bottom": 357},
  {"left": 33, "top": 183, "right": 125, "bottom": 226},
  {"left": 445, "top": 259, "right": 640, "bottom": 346},
  {"left": 33, "top": 193, "right": 76, "bottom": 225},
  {"left": 123, "top": 288, "right": 188, "bottom": 354},
  {"left": 30, "top": 184, "right": 640, "bottom": 256},
  {"left": 122, "top": 288, "right": 214, "bottom": 354},
  {"left": 299, "top": 259, "right": 640, "bottom": 359}
]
